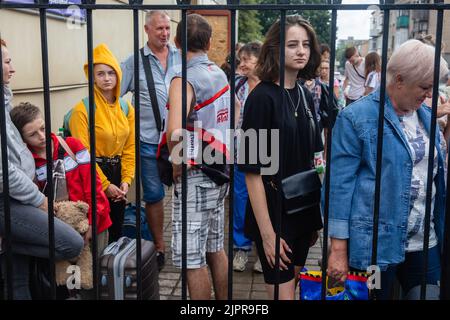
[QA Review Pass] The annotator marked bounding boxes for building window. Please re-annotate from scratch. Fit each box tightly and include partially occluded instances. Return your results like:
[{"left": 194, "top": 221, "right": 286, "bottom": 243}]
[{"left": 419, "top": 21, "right": 428, "bottom": 34}]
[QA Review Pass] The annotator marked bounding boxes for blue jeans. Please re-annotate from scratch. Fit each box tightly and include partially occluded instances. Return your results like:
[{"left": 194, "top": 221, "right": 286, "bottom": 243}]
[
  {"left": 354, "top": 245, "right": 441, "bottom": 300},
  {"left": 233, "top": 167, "right": 251, "bottom": 251},
  {"left": 140, "top": 142, "right": 165, "bottom": 204},
  {"left": 0, "top": 196, "right": 84, "bottom": 300}
]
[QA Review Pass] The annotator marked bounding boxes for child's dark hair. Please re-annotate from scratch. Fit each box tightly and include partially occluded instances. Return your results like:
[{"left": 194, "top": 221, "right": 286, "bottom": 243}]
[
  {"left": 10, "top": 102, "right": 42, "bottom": 136},
  {"left": 364, "top": 52, "right": 381, "bottom": 78}
]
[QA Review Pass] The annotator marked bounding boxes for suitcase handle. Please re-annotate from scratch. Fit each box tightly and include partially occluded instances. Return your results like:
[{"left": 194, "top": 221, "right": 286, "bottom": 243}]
[{"left": 102, "top": 237, "right": 131, "bottom": 257}]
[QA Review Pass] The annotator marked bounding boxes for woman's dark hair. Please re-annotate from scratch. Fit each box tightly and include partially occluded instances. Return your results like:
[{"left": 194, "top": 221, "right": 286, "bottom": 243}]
[
  {"left": 320, "top": 43, "right": 330, "bottom": 56},
  {"left": 1, "top": 38, "right": 6, "bottom": 47},
  {"left": 10, "top": 102, "right": 42, "bottom": 136},
  {"left": 255, "top": 15, "right": 321, "bottom": 82},
  {"left": 221, "top": 53, "right": 240, "bottom": 81},
  {"left": 364, "top": 51, "right": 381, "bottom": 78},
  {"left": 175, "top": 13, "right": 212, "bottom": 52},
  {"left": 235, "top": 42, "right": 244, "bottom": 52},
  {"left": 238, "top": 41, "right": 262, "bottom": 59}
]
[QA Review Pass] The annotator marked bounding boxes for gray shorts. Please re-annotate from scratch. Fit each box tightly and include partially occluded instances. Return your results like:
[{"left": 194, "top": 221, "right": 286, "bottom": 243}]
[{"left": 171, "top": 169, "right": 228, "bottom": 269}]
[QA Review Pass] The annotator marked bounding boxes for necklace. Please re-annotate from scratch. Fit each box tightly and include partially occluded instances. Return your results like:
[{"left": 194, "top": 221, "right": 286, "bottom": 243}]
[{"left": 285, "top": 84, "right": 301, "bottom": 117}]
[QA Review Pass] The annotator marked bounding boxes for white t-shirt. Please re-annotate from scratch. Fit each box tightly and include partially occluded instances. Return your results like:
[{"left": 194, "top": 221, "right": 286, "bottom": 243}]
[
  {"left": 344, "top": 59, "right": 366, "bottom": 100},
  {"left": 365, "top": 71, "right": 380, "bottom": 90},
  {"left": 399, "top": 111, "right": 438, "bottom": 252}
]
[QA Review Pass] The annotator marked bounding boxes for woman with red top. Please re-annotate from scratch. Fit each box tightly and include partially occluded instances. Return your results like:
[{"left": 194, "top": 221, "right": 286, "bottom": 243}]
[{"left": 10, "top": 102, "right": 112, "bottom": 255}]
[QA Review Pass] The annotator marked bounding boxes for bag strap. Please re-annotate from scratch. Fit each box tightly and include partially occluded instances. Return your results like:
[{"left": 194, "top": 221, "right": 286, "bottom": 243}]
[
  {"left": 353, "top": 64, "right": 365, "bottom": 80},
  {"left": 118, "top": 98, "right": 129, "bottom": 116},
  {"left": 298, "top": 84, "right": 317, "bottom": 161},
  {"left": 56, "top": 135, "right": 76, "bottom": 161},
  {"left": 140, "top": 47, "right": 162, "bottom": 132},
  {"left": 82, "top": 97, "right": 93, "bottom": 115},
  {"left": 235, "top": 76, "right": 248, "bottom": 93}
]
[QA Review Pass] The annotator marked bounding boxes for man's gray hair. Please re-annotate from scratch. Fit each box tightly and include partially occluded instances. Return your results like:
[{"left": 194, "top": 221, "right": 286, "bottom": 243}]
[
  {"left": 387, "top": 39, "right": 449, "bottom": 86},
  {"left": 145, "top": 10, "right": 170, "bottom": 25}
]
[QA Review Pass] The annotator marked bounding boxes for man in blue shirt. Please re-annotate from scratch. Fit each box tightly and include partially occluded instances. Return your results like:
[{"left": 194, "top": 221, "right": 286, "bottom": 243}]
[{"left": 121, "top": 10, "right": 181, "bottom": 270}]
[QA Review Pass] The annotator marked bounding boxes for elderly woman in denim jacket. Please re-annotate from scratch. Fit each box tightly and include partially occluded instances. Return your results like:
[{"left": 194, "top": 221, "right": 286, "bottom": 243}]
[{"left": 327, "top": 40, "right": 449, "bottom": 300}]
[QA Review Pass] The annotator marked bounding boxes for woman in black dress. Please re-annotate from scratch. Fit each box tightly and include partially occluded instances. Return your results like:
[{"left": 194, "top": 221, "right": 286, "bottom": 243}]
[{"left": 238, "top": 15, "right": 323, "bottom": 299}]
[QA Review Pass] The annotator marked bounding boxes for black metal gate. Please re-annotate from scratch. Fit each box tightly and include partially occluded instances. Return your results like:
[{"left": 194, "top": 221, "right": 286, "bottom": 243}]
[{"left": 1, "top": 0, "right": 450, "bottom": 301}]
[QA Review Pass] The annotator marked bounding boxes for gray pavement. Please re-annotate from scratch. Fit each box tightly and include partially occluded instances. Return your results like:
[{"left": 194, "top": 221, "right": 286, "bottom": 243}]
[{"left": 158, "top": 190, "right": 323, "bottom": 300}]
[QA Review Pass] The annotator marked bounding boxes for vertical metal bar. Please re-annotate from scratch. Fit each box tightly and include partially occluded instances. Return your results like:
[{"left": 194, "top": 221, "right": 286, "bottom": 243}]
[
  {"left": 443, "top": 108, "right": 450, "bottom": 300},
  {"left": 443, "top": 17, "right": 450, "bottom": 297},
  {"left": 321, "top": 0, "right": 338, "bottom": 300},
  {"left": 180, "top": 7, "right": 188, "bottom": 301},
  {"left": 370, "top": 0, "right": 390, "bottom": 300},
  {"left": 227, "top": 0, "right": 237, "bottom": 301},
  {"left": 421, "top": 3, "right": 443, "bottom": 301},
  {"left": 274, "top": 4, "right": 287, "bottom": 301},
  {"left": 0, "top": 33, "right": 14, "bottom": 300},
  {"left": 83, "top": 0, "right": 98, "bottom": 299},
  {"left": 39, "top": 0, "right": 56, "bottom": 299},
  {"left": 132, "top": 3, "right": 142, "bottom": 300}
]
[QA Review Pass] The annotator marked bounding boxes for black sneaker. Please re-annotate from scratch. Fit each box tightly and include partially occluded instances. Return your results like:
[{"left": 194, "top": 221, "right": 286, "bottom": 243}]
[{"left": 156, "top": 252, "right": 165, "bottom": 271}]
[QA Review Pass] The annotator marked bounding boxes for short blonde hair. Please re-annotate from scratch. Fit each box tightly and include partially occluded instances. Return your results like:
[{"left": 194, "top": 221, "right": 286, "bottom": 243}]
[{"left": 387, "top": 39, "right": 449, "bottom": 86}]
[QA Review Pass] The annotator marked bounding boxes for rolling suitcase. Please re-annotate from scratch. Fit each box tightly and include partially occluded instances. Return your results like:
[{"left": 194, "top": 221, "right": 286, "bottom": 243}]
[{"left": 100, "top": 237, "right": 159, "bottom": 300}]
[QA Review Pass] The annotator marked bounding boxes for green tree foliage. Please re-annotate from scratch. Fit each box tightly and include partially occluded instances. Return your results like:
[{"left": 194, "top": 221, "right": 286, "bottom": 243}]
[
  {"left": 238, "top": 0, "right": 264, "bottom": 43},
  {"left": 335, "top": 42, "right": 347, "bottom": 74},
  {"left": 257, "top": 0, "right": 331, "bottom": 44}
]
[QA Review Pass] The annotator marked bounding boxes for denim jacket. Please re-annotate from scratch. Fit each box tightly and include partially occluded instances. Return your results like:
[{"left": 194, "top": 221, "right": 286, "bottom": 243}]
[{"left": 326, "top": 89, "right": 446, "bottom": 271}]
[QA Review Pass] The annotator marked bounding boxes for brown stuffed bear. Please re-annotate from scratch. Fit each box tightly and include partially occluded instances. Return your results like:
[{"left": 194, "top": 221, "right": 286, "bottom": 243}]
[{"left": 53, "top": 200, "right": 93, "bottom": 290}]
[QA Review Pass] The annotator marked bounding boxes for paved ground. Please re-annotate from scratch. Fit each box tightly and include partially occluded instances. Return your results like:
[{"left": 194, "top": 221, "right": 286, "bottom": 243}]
[{"left": 157, "top": 190, "right": 323, "bottom": 300}]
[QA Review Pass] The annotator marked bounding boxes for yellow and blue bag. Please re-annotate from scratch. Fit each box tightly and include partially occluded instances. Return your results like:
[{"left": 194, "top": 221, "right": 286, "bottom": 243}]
[{"left": 299, "top": 270, "right": 369, "bottom": 300}]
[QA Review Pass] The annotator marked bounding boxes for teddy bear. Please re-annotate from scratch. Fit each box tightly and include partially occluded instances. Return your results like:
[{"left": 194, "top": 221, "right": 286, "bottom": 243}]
[{"left": 53, "top": 200, "right": 93, "bottom": 290}]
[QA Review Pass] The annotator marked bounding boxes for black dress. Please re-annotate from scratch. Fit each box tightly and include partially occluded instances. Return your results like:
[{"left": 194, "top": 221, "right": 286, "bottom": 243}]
[{"left": 237, "top": 81, "right": 324, "bottom": 242}]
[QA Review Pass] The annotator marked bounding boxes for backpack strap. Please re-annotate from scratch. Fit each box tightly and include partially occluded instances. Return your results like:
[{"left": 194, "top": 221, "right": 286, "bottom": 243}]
[
  {"left": 56, "top": 135, "right": 76, "bottom": 161},
  {"left": 118, "top": 98, "right": 129, "bottom": 117},
  {"left": 82, "top": 97, "right": 129, "bottom": 117},
  {"left": 82, "top": 97, "right": 93, "bottom": 115},
  {"left": 57, "top": 141, "right": 66, "bottom": 160},
  {"left": 235, "top": 76, "right": 248, "bottom": 93}
]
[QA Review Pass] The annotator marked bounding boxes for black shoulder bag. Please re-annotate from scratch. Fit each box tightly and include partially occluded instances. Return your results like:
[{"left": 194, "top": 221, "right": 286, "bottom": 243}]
[
  {"left": 140, "top": 48, "right": 173, "bottom": 186},
  {"left": 281, "top": 84, "right": 322, "bottom": 215}
]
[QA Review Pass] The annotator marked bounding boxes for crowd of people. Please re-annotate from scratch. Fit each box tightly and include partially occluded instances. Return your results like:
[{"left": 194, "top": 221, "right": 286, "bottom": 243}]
[{"left": 1, "top": 9, "right": 450, "bottom": 301}]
